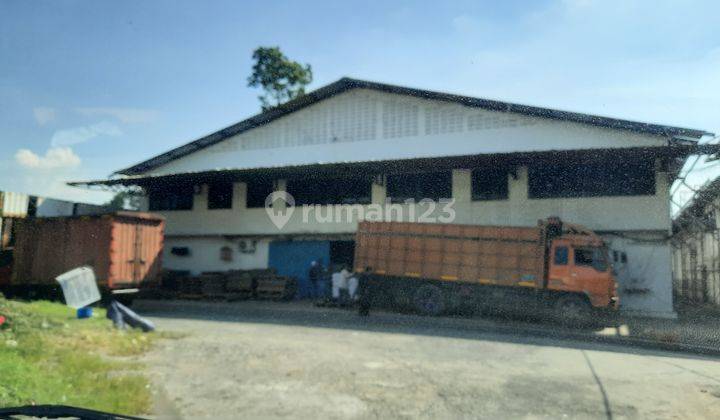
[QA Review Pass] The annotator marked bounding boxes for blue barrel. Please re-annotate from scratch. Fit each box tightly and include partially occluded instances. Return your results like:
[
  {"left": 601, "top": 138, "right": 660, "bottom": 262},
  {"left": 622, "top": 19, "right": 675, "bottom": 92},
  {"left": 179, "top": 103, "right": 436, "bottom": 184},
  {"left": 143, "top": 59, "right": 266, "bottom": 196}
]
[{"left": 76, "top": 307, "right": 93, "bottom": 319}]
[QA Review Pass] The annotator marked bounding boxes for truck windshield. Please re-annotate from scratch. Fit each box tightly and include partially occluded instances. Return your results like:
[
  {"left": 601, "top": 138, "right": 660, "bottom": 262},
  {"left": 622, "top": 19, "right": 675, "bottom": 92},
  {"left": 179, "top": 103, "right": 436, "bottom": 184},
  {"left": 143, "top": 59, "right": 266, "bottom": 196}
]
[{"left": 574, "top": 247, "right": 609, "bottom": 272}]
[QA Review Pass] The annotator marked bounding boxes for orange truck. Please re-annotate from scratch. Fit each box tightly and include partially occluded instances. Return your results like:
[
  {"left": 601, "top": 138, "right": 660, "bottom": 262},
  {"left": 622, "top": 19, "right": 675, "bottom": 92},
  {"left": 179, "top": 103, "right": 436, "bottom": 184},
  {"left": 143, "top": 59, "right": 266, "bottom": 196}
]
[{"left": 354, "top": 217, "right": 618, "bottom": 320}]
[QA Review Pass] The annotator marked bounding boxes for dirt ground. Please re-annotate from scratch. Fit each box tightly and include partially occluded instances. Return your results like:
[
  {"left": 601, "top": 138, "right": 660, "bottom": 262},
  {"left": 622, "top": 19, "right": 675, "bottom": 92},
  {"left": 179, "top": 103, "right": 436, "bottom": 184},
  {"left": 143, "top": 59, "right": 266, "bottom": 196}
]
[{"left": 136, "top": 300, "right": 720, "bottom": 419}]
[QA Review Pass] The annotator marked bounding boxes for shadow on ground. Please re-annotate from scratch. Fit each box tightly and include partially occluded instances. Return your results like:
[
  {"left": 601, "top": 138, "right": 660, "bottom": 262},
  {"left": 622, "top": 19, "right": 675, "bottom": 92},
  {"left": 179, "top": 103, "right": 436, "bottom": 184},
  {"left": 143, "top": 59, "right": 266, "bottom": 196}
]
[{"left": 134, "top": 299, "right": 719, "bottom": 362}]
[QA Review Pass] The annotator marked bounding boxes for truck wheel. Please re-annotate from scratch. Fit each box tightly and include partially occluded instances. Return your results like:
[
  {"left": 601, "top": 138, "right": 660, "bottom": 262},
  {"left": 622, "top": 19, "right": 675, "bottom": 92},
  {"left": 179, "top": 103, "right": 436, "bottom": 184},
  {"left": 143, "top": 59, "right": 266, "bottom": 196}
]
[
  {"left": 555, "top": 295, "right": 591, "bottom": 326},
  {"left": 413, "top": 285, "right": 445, "bottom": 316}
]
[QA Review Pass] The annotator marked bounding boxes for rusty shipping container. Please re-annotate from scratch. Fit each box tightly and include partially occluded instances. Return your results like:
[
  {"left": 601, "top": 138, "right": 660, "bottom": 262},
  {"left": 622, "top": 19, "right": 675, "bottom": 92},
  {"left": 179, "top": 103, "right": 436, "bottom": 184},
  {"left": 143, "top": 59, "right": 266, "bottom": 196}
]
[
  {"left": 354, "top": 221, "right": 546, "bottom": 288},
  {"left": 11, "top": 212, "right": 164, "bottom": 291},
  {"left": 0, "top": 191, "right": 31, "bottom": 218}
]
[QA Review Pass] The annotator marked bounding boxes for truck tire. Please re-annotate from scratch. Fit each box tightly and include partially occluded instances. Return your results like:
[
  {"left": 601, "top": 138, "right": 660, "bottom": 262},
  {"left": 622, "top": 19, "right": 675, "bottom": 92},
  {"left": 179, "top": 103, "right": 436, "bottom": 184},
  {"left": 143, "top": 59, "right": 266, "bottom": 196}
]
[
  {"left": 413, "top": 284, "right": 445, "bottom": 316},
  {"left": 555, "top": 295, "right": 591, "bottom": 326}
]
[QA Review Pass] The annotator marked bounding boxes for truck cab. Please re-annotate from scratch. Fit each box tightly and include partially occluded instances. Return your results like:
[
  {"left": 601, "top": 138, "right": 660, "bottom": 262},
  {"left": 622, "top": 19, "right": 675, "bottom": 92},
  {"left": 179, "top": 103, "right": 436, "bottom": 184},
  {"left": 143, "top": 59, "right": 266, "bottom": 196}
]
[{"left": 547, "top": 234, "right": 619, "bottom": 309}]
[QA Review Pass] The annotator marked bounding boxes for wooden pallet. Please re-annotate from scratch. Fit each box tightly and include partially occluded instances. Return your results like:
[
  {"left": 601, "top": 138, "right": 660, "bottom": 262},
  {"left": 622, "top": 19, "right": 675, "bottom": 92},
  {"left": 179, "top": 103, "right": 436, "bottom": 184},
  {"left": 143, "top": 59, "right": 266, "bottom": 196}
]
[
  {"left": 226, "top": 275, "right": 253, "bottom": 293},
  {"left": 200, "top": 273, "right": 226, "bottom": 296}
]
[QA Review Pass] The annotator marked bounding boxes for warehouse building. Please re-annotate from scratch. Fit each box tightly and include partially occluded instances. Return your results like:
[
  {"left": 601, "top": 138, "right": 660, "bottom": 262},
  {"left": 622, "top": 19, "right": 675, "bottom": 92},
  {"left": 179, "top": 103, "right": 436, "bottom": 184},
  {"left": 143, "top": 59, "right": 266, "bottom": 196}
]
[{"left": 73, "top": 78, "right": 711, "bottom": 317}]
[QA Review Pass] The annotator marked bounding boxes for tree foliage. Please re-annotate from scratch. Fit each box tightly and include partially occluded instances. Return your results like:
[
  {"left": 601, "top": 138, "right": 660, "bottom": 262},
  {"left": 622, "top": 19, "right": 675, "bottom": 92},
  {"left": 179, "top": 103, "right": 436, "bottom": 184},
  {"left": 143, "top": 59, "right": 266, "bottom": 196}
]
[
  {"left": 105, "top": 190, "right": 142, "bottom": 211},
  {"left": 247, "top": 47, "right": 312, "bottom": 110}
]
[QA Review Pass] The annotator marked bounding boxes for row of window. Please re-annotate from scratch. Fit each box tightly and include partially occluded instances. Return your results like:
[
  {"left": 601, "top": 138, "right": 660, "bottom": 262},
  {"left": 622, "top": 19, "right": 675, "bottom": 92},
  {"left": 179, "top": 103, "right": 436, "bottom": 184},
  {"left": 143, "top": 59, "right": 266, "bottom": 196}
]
[
  {"left": 148, "top": 161, "right": 656, "bottom": 211},
  {"left": 148, "top": 180, "right": 275, "bottom": 211}
]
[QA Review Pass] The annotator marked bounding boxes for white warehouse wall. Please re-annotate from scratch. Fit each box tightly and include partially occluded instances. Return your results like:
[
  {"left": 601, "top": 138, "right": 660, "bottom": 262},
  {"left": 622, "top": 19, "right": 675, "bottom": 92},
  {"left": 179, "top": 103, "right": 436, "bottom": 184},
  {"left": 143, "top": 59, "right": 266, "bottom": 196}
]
[
  {"left": 163, "top": 237, "right": 269, "bottom": 275},
  {"left": 147, "top": 89, "right": 668, "bottom": 177},
  {"left": 153, "top": 162, "right": 675, "bottom": 316},
  {"left": 606, "top": 234, "right": 674, "bottom": 317}
]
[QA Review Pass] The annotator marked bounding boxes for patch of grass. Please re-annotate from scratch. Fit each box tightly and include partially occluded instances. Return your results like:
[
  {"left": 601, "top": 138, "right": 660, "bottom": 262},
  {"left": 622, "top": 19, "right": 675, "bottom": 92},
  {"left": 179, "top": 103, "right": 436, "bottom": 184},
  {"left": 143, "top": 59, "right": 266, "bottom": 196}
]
[{"left": 0, "top": 296, "right": 170, "bottom": 415}]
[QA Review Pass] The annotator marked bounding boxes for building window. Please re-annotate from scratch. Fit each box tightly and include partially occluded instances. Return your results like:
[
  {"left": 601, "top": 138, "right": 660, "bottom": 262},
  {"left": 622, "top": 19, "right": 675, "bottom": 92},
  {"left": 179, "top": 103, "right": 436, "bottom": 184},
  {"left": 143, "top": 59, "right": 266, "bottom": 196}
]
[
  {"left": 148, "top": 185, "right": 194, "bottom": 211},
  {"left": 286, "top": 177, "right": 372, "bottom": 205},
  {"left": 170, "top": 246, "right": 190, "bottom": 256},
  {"left": 612, "top": 250, "right": 628, "bottom": 264},
  {"left": 574, "top": 248, "right": 594, "bottom": 266},
  {"left": 471, "top": 168, "right": 508, "bottom": 201},
  {"left": 386, "top": 171, "right": 452, "bottom": 202},
  {"left": 220, "top": 246, "right": 233, "bottom": 262},
  {"left": 207, "top": 182, "right": 233, "bottom": 210},
  {"left": 528, "top": 159, "right": 655, "bottom": 199},
  {"left": 247, "top": 179, "right": 274, "bottom": 208}
]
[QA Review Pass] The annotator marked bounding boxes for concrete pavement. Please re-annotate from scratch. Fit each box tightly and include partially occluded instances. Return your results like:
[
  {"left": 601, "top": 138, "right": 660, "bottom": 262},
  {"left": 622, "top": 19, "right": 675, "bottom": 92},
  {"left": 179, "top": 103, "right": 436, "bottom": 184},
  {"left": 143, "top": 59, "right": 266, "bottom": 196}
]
[{"left": 136, "top": 300, "right": 720, "bottom": 419}]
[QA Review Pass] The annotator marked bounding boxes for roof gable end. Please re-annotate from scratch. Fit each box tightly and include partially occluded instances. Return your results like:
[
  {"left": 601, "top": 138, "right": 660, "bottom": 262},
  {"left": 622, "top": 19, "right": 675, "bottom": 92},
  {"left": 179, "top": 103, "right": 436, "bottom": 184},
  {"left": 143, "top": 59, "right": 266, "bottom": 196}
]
[{"left": 117, "top": 77, "right": 710, "bottom": 175}]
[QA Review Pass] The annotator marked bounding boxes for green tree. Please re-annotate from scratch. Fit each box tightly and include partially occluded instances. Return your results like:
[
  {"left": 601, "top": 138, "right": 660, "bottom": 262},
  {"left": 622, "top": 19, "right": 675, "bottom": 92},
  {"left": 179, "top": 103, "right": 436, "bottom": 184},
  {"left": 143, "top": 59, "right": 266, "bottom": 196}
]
[
  {"left": 105, "top": 190, "right": 142, "bottom": 211},
  {"left": 247, "top": 47, "right": 312, "bottom": 110}
]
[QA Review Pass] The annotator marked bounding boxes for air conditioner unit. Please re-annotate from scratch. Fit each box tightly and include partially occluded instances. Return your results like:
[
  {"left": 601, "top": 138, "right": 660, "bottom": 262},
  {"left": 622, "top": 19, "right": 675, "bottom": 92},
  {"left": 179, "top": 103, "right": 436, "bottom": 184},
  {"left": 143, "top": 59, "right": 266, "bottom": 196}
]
[{"left": 238, "top": 239, "right": 257, "bottom": 254}]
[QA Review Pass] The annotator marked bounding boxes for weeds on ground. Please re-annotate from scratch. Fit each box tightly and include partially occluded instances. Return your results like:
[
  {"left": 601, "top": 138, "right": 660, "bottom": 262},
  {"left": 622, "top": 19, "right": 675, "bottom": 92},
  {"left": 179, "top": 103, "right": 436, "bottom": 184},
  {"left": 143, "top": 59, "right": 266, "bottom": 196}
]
[{"left": 0, "top": 296, "right": 173, "bottom": 415}]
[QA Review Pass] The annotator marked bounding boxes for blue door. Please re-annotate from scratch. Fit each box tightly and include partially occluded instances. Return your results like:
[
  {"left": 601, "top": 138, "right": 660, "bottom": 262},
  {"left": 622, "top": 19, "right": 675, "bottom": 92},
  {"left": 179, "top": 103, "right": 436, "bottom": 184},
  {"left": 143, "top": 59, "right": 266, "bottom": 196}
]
[{"left": 268, "top": 240, "right": 330, "bottom": 298}]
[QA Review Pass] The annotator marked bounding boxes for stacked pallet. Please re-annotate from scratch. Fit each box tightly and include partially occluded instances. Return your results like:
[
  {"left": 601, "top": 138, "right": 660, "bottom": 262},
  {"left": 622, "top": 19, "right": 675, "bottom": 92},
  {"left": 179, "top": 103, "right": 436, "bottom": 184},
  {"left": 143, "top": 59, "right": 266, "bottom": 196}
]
[
  {"left": 225, "top": 269, "right": 266, "bottom": 300},
  {"left": 162, "top": 268, "right": 298, "bottom": 301},
  {"left": 200, "top": 272, "right": 227, "bottom": 298},
  {"left": 178, "top": 277, "right": 203, "bottom": 297},
  {"left": 255, "top": 272, "right": 297, "bottom": 300},
  {"left": 161, "top": 270, "right": 190, "bottom": 291}
]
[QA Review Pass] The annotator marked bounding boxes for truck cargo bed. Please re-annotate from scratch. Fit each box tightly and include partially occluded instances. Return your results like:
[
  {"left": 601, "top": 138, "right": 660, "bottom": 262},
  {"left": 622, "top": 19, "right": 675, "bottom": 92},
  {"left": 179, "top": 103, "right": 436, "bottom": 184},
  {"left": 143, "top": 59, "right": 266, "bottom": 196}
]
[{"left": 354, "top": 221, "right": 546, "bottom": 289}]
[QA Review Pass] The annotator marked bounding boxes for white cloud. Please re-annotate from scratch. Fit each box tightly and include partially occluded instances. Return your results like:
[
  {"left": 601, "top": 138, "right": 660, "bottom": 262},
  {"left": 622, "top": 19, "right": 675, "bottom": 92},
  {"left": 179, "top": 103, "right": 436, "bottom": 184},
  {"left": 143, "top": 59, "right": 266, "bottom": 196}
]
[
  {"left": 15, "top": 147, "right": 81, "bottom": 169},
  {"left": 50, "top": 121, "right": 122, "bottom": 147},
  {"left": 75, "top": 107, "right": 159, "bottom": 124},
  {"left": 0, "top": 169, "right": 112, "bottom": 205},
  {"left": 33, "top": 107, "right": 56, "bottom": 125}
]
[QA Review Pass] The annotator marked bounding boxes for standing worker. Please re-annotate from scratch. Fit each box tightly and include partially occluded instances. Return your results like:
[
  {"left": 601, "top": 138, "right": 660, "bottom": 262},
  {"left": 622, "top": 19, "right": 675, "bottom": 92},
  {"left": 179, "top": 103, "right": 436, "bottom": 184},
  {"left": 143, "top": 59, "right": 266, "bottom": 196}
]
[
  {"left": 346, "top": 268, "right": 359, "bottom": 301},
  {"left": 330, "top": 266, "right": 341, "bottom": 302},
  {"left": 308, "top": 260, "right": 323, "bottom": 299},
  {"left": 357, "top": 267, "right": 373, "bottom": 316},
  {"left": 331, "top": 265, "right": 350, "bottom": 305}
]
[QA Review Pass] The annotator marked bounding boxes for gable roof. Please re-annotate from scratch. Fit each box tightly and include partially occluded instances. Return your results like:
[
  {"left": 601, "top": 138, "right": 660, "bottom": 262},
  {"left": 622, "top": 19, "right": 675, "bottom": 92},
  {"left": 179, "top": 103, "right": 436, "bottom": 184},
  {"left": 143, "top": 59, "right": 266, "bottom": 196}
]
[{"left": 117, "top": 77, "right": 711, "bottom": 176}]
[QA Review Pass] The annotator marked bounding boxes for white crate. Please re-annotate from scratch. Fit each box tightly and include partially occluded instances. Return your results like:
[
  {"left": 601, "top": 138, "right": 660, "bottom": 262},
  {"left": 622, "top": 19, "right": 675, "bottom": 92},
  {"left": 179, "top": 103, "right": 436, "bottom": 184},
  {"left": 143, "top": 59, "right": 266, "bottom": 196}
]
[{"left": 55, "top": 266, "right": 101, "bottom": 309}]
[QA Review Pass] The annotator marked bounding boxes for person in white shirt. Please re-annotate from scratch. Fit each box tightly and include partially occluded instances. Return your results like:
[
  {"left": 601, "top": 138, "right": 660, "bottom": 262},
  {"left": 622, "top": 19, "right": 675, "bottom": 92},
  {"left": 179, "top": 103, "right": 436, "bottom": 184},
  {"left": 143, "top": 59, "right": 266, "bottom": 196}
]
[
  {"left": 331, "top": 266, "right": 348, "bottom": 301},
  {"left": 346, "top": 269, "right": 359, "bottom": 300}
]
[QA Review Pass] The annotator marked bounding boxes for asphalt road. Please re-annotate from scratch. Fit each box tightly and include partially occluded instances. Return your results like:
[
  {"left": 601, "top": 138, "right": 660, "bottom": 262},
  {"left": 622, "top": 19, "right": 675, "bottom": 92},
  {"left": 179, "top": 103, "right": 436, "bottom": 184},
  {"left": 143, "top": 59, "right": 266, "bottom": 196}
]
[{"left": 135, "top": 300, "right": 720, "bottom": 419}]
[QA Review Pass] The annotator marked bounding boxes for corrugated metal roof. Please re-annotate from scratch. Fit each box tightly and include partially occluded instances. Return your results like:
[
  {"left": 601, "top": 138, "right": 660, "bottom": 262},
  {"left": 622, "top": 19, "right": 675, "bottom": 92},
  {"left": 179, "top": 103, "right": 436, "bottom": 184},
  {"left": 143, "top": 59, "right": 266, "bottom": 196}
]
[
  {"left": 115, "top": 77, "right": 712, "bottom": 176},
  {"left": 673, "top": 176, "right": 720, "bottom": 227},
  {"left": 71, "top": 146, "right": 697, "bottom": 188}
]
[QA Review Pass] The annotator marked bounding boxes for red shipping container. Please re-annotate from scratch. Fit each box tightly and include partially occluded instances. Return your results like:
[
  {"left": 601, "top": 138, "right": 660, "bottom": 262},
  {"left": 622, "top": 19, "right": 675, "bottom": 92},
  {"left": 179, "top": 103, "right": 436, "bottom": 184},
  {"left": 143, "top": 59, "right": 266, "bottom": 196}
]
[{"left": 10, "top": 212, "right": 164, "bottom": 291}]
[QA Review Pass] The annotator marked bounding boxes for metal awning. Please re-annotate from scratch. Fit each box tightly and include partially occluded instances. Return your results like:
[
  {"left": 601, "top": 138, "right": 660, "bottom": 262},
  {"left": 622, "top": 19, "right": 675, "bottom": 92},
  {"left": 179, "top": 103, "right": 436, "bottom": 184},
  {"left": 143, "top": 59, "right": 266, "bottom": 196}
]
[{"left": 69, "top": 146, "right": 711, "bottom": 189}]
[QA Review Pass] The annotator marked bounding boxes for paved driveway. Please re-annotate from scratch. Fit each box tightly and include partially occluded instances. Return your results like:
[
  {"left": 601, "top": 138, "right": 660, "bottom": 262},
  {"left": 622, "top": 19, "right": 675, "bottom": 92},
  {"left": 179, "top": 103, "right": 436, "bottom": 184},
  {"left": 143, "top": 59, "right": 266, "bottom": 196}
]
[{"left": 136, "top": 300, "right": 720, "bottom": 419}]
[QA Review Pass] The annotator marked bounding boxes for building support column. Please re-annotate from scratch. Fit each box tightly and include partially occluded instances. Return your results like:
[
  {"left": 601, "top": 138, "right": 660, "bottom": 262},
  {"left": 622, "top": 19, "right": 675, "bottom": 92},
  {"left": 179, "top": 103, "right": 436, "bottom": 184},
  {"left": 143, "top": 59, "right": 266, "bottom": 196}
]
[
  {"left": 194, "top": 184, "right": 208, "bottom": 211},
  {"left": 371, "top": 175, "right": 386, "bottom": 205},
  {"left": 275, "top": 179, "right": 287, "bottom": 211},
  {"left": 233, "top": 182, "right": 247, "bottom": 210},
  {"left": 452, "top": 169, "right": 472, "bottom": 224}
]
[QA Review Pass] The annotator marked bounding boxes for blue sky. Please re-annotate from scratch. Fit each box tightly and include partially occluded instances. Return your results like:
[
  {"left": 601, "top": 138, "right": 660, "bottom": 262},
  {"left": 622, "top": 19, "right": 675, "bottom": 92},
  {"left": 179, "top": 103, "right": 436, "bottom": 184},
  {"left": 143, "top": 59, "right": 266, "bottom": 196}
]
[{"left": 1, "top": 0, "right": 719, "bottom": 206}]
